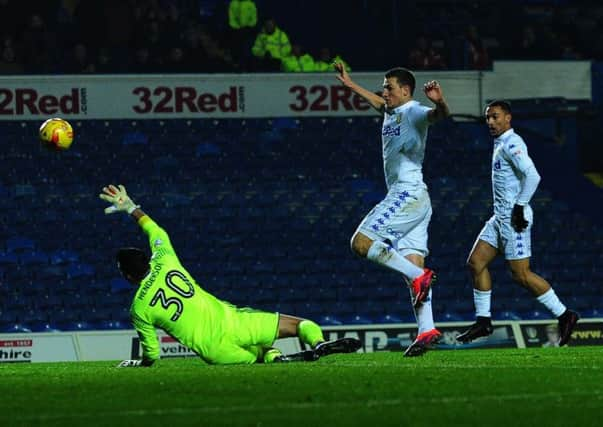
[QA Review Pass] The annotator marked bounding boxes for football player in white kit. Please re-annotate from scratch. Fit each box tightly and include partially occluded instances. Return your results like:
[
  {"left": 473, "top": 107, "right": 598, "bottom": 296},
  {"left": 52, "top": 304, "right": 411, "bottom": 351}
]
[
  {"left": 456, "top": 100, "right": 579, "bottom": 345},
  {"left": 334, "top": 63, "right": 450, "bottom": 356}
]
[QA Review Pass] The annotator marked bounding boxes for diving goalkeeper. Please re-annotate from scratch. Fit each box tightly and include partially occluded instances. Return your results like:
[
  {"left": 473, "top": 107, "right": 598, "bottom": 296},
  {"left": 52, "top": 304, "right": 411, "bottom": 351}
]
[{"left": 100, "top": 184, "right": 360, "bottom": 367}]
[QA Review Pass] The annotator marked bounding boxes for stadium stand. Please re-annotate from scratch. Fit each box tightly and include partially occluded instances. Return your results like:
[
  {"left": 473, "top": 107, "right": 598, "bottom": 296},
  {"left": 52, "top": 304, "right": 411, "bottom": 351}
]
[{"left": 1, "top": 105, "right": 601, "bottom": 331}]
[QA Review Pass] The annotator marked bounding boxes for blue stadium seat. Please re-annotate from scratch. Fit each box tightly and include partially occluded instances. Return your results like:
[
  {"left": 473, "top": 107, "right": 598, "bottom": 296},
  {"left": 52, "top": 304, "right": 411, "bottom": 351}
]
[
  {"left": 493, "top": 310, "right": 522, "bottom": 321},
  {"left": 57, "top": 321, "right": 94, "bottom": 331},
  {"left": 373, "top": 314, "right": 404, "bottom": 324},
  {"left": 525, "top": 310, "right": 553, "bottom": 320},
  {"left": 317, "top": 315, "right": 343, "bottom": 326},
  {"left": 2, "top": 323, "right": 32, "bottom": 333},
  {"left": 30, "top": 322, "right": 61, "bottom": 332},
  {"left": 6, "top": 237, "right": 35, "bottom": 253},
  {"left": 343, "top": 314, "right": 372, "bottom": 325}
]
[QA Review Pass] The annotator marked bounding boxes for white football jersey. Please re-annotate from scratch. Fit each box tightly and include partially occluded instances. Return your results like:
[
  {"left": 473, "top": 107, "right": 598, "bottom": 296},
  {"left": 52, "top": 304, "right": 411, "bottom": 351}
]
[
  {"left": 381, "top": 100, "right": 431, "bottom": 190},
  {"left": 491, "top": 128, "right": 536, "bottom": 217}
]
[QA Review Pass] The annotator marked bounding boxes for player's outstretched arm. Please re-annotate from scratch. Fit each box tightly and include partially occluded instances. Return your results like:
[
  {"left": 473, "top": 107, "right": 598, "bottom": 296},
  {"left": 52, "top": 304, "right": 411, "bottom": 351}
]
[
  {"left": 424, "top": 80, "right": 450, "bottom": 123},
  {"left": 334, "top": 62, "right": 385, "bottom": 112}
]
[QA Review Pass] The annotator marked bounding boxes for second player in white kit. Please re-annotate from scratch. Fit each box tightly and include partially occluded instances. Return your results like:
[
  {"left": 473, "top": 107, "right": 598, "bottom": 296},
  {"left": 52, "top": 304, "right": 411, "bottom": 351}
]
[
  {"left": 334, "top": 63, "right": 450, "bottom": 356},
  {"left": 456, "top": 100, "right": 579, "bottom": 345}
]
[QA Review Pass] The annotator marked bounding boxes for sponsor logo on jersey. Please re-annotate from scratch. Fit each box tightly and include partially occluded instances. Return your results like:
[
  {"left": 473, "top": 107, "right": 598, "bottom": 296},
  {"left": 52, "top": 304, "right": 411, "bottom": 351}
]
[
  {"left": 382, "top": 125, "right": 401, "bottom": 137},
  {"left": 493, "top": 160, "right": 501, "bottom": 170}
]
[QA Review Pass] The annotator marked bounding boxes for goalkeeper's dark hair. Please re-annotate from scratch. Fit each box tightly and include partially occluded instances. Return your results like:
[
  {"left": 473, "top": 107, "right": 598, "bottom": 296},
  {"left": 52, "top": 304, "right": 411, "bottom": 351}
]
[
  {"left": 486, "top": 100, "right": 512, "bottom": 114},
  {"left": 384, "top": 67, "right": 416, "bottom": 95},
  {"left": 117, "top": 247, "right": 150, "bottom": 282}
]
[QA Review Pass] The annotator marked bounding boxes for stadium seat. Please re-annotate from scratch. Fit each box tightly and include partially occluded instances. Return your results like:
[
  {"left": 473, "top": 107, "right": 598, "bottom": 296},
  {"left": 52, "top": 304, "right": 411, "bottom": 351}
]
[
  {"left": 317, "top": 315, "right": 343, "bottom": 326},
  {"left": 2, "top": 323, "right": 32, "bottom": 333},
  {"left": 57, "top": 321, "right": 94, "bottom": 331},
  {"left": 30, "top": 322, "right": 61, "bottom": 332},
  {"left": 1, "top": 117, "right": 602, "bottom": 330},
  {"left": 343, "top": 314, "right": 373, "bottom": 325},
  {"left": 5, "top": 236, "right": 35, "bottom": 253},
  {"left": 493, "top": 310, "right": 522, "bottom": 321},
  {"left": 373, "top": 314, "right": 405, "bottom": 324},
  {"left": 525, "top": 310, "right": 553, "bottom": 320}
]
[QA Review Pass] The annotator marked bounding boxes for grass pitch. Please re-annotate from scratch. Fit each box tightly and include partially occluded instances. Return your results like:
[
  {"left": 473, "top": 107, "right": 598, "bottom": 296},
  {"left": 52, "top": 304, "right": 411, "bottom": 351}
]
[{"left": 1, "top": 347, "right": 602, "bottom": 427}]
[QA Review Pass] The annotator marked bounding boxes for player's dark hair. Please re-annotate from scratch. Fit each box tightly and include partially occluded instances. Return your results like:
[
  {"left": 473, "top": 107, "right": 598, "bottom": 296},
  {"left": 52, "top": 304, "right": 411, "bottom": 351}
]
[
  {"left": 385, "top": 67, "right": 416, "bottom": 95},
  {"left": 117, "top": 247, "right": 150, "bottom": 282},
  {"left": 486, "top": 100, "right": 512, "bottom": 114}
]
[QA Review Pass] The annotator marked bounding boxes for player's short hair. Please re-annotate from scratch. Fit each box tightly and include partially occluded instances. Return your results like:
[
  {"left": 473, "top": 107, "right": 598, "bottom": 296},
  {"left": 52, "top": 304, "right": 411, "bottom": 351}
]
[
  {"left": 117, "top": 247, "right": 149, "bottom": 282},
  {"left": 385, "top": 67, "right": 416, "bottom": 95},
  {"left": 486, "top": 100, "right": 512, "bottom": 114}
]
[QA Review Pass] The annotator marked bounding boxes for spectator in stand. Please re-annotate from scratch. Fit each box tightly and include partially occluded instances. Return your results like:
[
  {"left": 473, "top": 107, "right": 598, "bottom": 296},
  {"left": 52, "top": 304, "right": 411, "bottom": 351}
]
[
  {"left": 163, "top": 47, "right": 188, "bottom": 73},
  {"left": 408, "top": 36, "right": 447, "bottom": 70},
  {"left": 314, "top": 47, "right": 350, "bottom": 72},
  {"left": 131, "top": 47, "right": 160, "bottom": 73},
  {"left": 251, "top": 18, "right": 291, "bottom": 71},
  {"left": 21, "top": 13, "right": 57, "bottom": 73},
  {"left": 281, "top": 44, "right": 315, "bottom": 72},
  {"left": 558, "top": 34, "right": 581, "bottom": 60},
  {"left": 516, "top": 26, "right": 538, "bottom": 59},
  {"left": 95, "top": 47, "right": 115, "bottom": 73},
  {"left": 228, "top": 0, "right": 257, "bottom": 70},
  {"left": 63, "top": 43, "right": 96, "bottom": 74},
  {"left": 228, "top": 0, "right": 257, "bottom": 33},
  {"left": 463, "top": 25, "right": 489, "bottom": 70},
  {"left": 199, "top": 29, "right": 238, "bottom": 72},
  {"left": 0, "top": 37, "right": 23, "bottom": 74}
]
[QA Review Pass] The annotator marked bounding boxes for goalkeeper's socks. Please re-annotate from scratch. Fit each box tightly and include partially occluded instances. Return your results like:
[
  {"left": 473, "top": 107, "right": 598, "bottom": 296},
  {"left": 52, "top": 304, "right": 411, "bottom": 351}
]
[
  {"left": 298, "top": 320, "right": 324, "bottom": 348},
  {"left": 366, "top": 240, "right": 424, "bottom": 280},
  {"left": 412, "top": 288, "right": 435, "bottom": 333},
  {"left": 537, "top": 288, "right": 567, "bottom": 317},
  {"left": 263, "top": 348, "right": 284, "bottom": 363},
  {"left": 474, "top": 289, "right": 492, "bottom": 317}
]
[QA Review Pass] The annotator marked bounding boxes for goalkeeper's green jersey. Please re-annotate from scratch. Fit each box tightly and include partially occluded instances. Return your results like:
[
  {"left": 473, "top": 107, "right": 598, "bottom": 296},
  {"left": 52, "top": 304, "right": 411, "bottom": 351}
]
[{"left": 130, "top": 216, "right": 237, "bottom": 363}]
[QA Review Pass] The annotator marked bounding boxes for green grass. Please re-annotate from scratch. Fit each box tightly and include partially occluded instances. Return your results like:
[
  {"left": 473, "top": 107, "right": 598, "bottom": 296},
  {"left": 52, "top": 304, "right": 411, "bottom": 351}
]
[{"left": 1, "top": 347, "right": 602, "bottom": 427}]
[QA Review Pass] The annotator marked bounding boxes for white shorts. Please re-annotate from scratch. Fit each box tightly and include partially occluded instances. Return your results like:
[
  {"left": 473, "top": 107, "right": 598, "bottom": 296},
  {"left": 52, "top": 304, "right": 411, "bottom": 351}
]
[
  {"left": 355, "top": 186, "right": 432, "bottom": 257},
  {"left": 476, "top": 206, "right": 533, "bottom": 260}
]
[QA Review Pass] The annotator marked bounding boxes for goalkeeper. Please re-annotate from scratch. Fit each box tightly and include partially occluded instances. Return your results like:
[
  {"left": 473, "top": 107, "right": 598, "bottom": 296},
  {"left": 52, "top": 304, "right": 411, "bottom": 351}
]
[{"left": 100, "top": 184, "right": 360, "bottom": 367}]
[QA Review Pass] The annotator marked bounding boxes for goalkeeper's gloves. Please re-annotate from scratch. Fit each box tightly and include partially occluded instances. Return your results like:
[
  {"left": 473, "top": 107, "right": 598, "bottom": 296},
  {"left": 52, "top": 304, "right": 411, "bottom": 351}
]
[
  {"left": 99, "top": 184, "right": 140, "bottom": 215},
  {"left": 511, "top": 204, "right": 529, "bottom": 232},
  {"left": 116, "top": 359, "right": 142, "bottom": 368}
]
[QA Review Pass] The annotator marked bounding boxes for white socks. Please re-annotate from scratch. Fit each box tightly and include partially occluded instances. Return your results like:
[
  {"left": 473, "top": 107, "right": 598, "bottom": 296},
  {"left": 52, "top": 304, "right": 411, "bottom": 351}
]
[
  {"left": 537, "top": 289, "right": 567, "bottom": 317},
  {"left": 412, "top": 288, "right": 435, "bottom": 333},
  {"left": 473, "top": 289, "right": 492, "bottom": 318},
  {"left": 366, "top": 240, "right": 424, "bottom": 280}
]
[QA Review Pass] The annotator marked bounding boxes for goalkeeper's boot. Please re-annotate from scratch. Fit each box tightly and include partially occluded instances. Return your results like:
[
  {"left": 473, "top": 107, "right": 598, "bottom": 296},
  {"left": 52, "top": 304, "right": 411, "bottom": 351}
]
[
  {"left": 403, "top": 328, "right": 442, "bottom": 357},
  {"left": 314, "top": 338, "right": 362, "bottom": 357},
  {"left": 273, "top": 350, "right": 319, "bottom": 363},
  {"left": 410, "top": 268, "right": 436, "bottom": 308},
  {"left": 557, "top": 309, "right": 579, "bottom": 346},
  {"left": 456, "top": 316, "right": 493, "bottom": 343}
]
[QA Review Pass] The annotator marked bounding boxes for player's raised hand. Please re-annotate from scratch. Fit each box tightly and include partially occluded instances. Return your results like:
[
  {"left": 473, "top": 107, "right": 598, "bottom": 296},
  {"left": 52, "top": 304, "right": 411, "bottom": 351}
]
[
  {"left": 99, "top": 184, "right": 139, "bottom": 215},
  {"left": 424, "top": 80, "right": 444, "bottom": 104},
  {"left": 334, "top": 61, "right": 352, "bottom": 87}
]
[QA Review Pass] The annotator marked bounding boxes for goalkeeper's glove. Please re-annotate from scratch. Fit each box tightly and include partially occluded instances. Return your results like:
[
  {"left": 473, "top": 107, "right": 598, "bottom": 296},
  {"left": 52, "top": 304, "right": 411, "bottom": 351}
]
[
  {"left": 116, "top": 359, "right": 142, "bottom": 368},
  {"left": 511, "top": 204, "right": 529, "bottom": 232},
  {"left": 99, "top": 184, "right": 140, "bottom": 215}
]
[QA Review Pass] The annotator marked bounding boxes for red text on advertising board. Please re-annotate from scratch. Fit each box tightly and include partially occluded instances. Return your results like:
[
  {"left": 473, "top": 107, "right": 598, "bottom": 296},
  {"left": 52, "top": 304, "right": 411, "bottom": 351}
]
[
  {"left": 132, "top": 86, "right": 239, "bottom": 114},
  {"left": 289, "top": 85, "right": 370, "bottom": 112},
  {"left": 0, "top": 88, "right": 81, "bottom": 115}
]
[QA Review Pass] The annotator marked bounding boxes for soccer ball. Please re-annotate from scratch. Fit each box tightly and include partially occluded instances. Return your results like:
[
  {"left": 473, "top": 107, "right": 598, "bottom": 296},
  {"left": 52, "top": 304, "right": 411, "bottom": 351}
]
[{"left": 39, "top": 118, "right": 74, "bottom": 150}]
